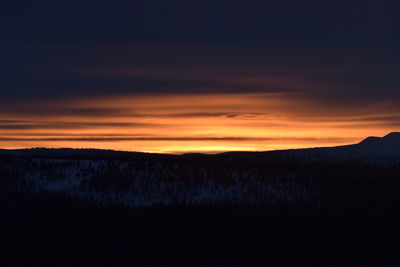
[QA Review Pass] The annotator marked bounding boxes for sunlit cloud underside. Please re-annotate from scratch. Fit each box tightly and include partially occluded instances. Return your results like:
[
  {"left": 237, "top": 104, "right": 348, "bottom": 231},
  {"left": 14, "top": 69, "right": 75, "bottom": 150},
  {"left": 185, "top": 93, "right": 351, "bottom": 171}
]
[{"left": 1, "top": 92, "right": 398, "bottom": 154}]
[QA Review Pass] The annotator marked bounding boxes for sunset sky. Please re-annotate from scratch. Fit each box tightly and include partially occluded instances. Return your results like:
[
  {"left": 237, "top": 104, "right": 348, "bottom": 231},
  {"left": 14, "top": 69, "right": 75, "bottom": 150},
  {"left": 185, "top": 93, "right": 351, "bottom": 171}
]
[{"left": 1, "top": 0, "right": 400, "bottom": 153}]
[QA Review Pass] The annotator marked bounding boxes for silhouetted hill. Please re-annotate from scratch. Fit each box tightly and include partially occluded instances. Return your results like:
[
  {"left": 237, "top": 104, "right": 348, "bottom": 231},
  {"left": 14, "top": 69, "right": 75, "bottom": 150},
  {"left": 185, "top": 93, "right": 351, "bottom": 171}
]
[
  {"left": 285, "top": 131, "right": 400, "bottom": 159},
  {"left": 218, "top": 132, "right": 400, "bottom": 163},
  {"left": 1, "top": 132, "right": 400, "bottom": 161},
  {"left": 359, "top": 132, "right": 400, "bottom": 147},
  {"left": 0, "top": 147, "right": 176, "bottom": 161},
  {"left": 2, "top": 133, "right": 400, "bottom": 266},
  {"left": 331, "top": 131, "right": 400, "bottom": 158},
  {"left": 0, "top": 132, "right": 399, "bottom": 209}
]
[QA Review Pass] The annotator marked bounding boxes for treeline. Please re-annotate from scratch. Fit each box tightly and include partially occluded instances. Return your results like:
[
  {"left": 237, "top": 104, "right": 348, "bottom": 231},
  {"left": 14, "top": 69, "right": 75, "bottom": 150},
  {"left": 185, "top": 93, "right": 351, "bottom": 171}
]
[
  {"left": 2, "top": 153, "right": 400, "bottom": 210},
  {"left": 2, "top": 153, "right": 400, "bottom": 266}
]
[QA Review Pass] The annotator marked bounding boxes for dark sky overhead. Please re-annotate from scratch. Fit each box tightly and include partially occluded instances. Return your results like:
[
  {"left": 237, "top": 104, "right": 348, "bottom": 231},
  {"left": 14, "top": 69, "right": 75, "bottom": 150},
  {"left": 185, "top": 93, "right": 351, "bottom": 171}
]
[
  {"left": 1, "top": 0, "right": 400, "bottom": 153},
  {"left": 1, "top": 0, "right": 399, "bottom": 45}
]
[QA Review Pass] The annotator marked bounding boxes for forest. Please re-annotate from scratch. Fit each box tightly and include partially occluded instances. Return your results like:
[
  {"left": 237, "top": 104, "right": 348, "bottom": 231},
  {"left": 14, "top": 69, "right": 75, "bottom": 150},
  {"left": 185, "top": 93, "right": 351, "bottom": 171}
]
[{"left": 1, "top": 148, "right": 400, "bottom": 266}]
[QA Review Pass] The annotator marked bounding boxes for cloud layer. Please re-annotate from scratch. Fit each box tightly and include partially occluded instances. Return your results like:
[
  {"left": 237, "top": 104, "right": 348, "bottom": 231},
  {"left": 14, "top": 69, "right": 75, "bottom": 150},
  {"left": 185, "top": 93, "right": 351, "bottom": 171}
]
[{"left": 1, "top": 0, "right": 399, "bottom": 152}]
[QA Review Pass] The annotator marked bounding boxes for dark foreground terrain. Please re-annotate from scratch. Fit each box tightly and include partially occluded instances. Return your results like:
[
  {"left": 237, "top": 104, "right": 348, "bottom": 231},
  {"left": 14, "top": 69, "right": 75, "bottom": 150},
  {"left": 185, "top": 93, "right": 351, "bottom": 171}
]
[
  {"left": 2, "top": 133, "right": 400, "bottom": 266},
  {"left": 3, "top": 192, "right": 400, "bottom": 267}
]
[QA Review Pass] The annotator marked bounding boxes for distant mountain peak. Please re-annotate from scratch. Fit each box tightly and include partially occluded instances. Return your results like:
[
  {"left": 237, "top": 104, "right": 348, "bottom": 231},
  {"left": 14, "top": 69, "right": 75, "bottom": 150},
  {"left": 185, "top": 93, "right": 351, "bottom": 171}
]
[
  {"left": 354, "top": 132, "right": 400, "bottom": 156},
  {"left": 359, "top": 132, "right": 400, "bottom": 145},
  {"left": 359, "top": 136, "right": 380, "bottom": 145},
  {"left": 383, "top": 132, "right": 400, "bottom": 140}
]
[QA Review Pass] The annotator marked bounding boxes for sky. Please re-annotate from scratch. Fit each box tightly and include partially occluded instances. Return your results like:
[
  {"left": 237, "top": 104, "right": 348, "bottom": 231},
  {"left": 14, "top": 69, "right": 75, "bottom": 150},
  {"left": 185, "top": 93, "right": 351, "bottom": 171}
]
[{"left": 1, "top": 0, "right": 400, "bottom": 153}]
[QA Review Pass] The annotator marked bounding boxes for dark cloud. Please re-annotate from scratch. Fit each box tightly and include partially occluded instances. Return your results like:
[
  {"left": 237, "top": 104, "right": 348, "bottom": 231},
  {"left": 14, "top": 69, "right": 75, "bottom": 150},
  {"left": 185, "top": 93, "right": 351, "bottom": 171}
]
[
  {"left": 0, "top": 105, "right": 271, "bottom": 119},
  {"left": 0, "top": 0, "right": 399, "bottom": 153},
  {"left": 0, "top": 136, "right": 354, "bottom": 143},
  {"left": 0, "top": 121, "right": 163, "bottom": 130},
  {"left": 1, "top": 0, "right": 399, "bottom": 47},
  {"left": 0, "top": 107, "right": 134, "bottom": 117},
  {"left": 1, "top": 44, "right": 400, "bottom": 110}
]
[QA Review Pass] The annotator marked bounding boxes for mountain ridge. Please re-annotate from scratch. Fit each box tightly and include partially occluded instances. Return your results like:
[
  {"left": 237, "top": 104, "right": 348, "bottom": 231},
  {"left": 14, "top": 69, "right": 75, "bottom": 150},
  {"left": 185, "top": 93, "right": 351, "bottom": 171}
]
[{"left": 1, "top": 132, "right": 399, "bottom": 159}]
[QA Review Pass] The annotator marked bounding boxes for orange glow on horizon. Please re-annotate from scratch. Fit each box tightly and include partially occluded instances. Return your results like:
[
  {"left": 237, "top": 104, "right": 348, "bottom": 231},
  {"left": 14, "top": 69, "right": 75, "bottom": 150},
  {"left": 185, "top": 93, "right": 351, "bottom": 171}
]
[{"left": 0, "top": 93, "right": 398, "bottom": 154}]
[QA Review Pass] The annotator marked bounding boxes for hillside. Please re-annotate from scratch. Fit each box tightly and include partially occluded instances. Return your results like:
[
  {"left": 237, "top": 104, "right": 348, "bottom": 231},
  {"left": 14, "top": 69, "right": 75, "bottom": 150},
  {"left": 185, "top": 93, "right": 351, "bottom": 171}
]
[{"left": 2, "top": 133, "right": 400, "bottom": 266}]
